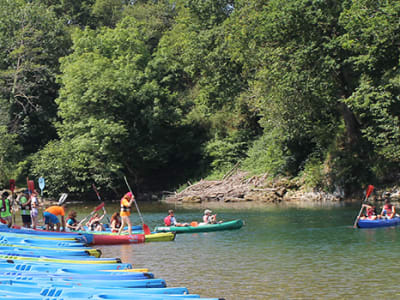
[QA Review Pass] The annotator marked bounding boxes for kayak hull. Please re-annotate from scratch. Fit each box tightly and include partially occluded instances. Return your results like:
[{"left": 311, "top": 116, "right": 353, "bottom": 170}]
[
  {"left": 155, "top": 219, "right": 244, "bottom": 233},
  {"left": 92, "top": 233, "right": 145, "bottom": 245},
  {"left": 357, "top": 217, "right": 400, "bottom": 228}
]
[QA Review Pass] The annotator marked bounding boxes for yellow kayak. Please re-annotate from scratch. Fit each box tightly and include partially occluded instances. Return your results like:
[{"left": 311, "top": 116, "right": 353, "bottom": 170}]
[{"left": 144, "top": 232, "right": 176, "bottom": 242}]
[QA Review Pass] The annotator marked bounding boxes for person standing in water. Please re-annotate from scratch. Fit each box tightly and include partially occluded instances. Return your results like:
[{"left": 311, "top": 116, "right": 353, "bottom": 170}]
[{"left": 118, "top": 192, "right": 135, "bottom": 235}]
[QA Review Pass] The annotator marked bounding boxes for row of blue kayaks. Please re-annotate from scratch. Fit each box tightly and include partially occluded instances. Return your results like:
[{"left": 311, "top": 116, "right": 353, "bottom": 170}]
[{"left": 0, "top": 225, "right": 223, "bottom": 299}]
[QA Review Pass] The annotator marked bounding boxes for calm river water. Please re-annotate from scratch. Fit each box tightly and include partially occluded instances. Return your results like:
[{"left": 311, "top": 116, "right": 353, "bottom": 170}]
[{"left": 70, "top": 201, "right": 400, "bottom": 299}]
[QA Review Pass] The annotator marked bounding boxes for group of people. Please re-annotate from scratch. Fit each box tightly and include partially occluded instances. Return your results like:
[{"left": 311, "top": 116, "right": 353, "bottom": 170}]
[
  {"left": 1, "top": 186, "right": 222, "bottom": 233},
  {"left": 0, "top": 190, "right": 40, "bottom": 229},
  {"left": 163, "top": 208, "right": 219, "bottom": 226},
  {"left": 53, "top": 191, "right": 136, "bottom": 234},
  {"left": 359, "top": 197, "right": 398, "bottom": 220}
]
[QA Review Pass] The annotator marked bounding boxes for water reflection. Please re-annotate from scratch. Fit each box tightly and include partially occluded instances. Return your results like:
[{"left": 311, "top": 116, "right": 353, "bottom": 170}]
[{"left": 35, "top": 202, "right": 400, "bottom": 299}]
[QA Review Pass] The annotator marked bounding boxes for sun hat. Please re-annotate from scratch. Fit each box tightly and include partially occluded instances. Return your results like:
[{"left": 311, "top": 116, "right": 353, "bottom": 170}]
[{"left": 204, "top": 209, "right": 212, "bottom": 215}]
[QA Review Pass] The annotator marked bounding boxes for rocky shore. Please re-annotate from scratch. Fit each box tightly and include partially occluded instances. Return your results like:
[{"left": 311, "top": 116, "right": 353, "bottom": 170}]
[
  {"left": 162, "top": 170, "right": 400, "bottom": 205},
  {"left": 163, "top": 170, "right": 342, "bottom": 204}
]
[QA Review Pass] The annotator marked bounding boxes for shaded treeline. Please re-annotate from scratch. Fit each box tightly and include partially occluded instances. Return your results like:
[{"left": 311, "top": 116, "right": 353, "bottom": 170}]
[{"left": 0, "top": 0, "right": 399, "bottom": 199}]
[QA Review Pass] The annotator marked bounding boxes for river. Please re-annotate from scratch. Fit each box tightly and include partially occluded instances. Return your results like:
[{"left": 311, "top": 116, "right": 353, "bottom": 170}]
[{"left": 64, "top": 201, "right": 400, "bottom": 299}]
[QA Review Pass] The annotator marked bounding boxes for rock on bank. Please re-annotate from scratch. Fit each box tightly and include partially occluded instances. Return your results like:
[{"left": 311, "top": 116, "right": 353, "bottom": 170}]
[{"left": 163, "top": 171, "right": 342, "bottom": 204}]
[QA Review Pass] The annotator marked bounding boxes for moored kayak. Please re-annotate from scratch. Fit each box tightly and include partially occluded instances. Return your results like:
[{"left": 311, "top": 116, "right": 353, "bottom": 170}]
[
  {"left": 357, "top": 217, "right": 400, "bottom": 228},
  {"left": 0, "top": 259, "right": 133, "bottom": 271},
  {"left": 0, "top": 254, "right": 121, "bottom": 264},
  {"left": 0, "top": 242, "right": 101, "bottom": 257},
  {"left": 155, "top": 219, "right": 244, "bottom": 233},
  {"left": 92, "top": 233, "right": 145, "bottom": 245},
  {"left": 145, "top": 232, "right": 176, "bottom": 242}
]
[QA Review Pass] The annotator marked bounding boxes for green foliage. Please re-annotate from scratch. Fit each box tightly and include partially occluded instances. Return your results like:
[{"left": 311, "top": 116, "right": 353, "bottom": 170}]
[
  {"left": 0, "top": 125, "right": 22, "bottom": 186},
  {"left": 2, "top": 0, "right": 400, "bottom": 198},
  {"left": 242, "top": 129, "right": 291, "bottom": 176}
]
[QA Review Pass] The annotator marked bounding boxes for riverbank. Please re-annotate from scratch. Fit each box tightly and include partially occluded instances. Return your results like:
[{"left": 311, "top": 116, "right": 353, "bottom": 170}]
[{"left": 163, "top": 170, "right": 400, "bottom": 204}]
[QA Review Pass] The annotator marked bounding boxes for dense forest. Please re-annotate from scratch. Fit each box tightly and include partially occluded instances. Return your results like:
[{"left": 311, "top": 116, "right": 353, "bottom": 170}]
[{"left": 0, "top": 0, "right": 399, "bottom": 199}]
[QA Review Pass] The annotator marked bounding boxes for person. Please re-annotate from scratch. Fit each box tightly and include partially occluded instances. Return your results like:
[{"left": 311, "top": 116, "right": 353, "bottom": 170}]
[
  {"left": 16, "top": 192, "right": 31, "bottom": 228},
  {"left": 30, "top": 190, "right": 40, "bottom": 229},
  {"left": 164, "top": 209, "right": 189, "bottom": 227},
  {"left": 380, "top": 198, "right": 396, "bottom": 219},
  {"left": 44, "top": 204, "right": 66, "bottom": 231},
  {"left": 110, "top": 212, "right": 122, "bottom": 233},
  {"left": 65, "top": 210, "right": 83, "bottom": 231},
  {"left": 0, "top": 191, "right": 12, "bottom": 227},
  {"left": 118, "top": 192, "right": 135, "bottom": 235},
  {"left": 359, "top": 203, "right": 378, "bottom": 220},
  {"left": 201, "top": 209, "right": 217, "bottom": 225},
  {"left": 86, "top": 212, "right": 106, "bottom": 231}
]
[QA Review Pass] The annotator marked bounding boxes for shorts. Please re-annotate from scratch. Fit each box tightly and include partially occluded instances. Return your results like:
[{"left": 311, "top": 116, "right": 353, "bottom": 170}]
[
  {"left": 22, "top": 214, "right": 32, "bottom": 224},
  {"left": 31, "top": 208, "right": 38, "bottom": 218},
  {"left": 43, "top": 211, "right": 60, "bottom": 224}
]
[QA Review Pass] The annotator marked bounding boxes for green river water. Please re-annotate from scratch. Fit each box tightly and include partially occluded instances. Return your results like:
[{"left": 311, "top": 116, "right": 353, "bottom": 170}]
[{"left": 35, "top": 201, "right": 400, "bottom": 299}]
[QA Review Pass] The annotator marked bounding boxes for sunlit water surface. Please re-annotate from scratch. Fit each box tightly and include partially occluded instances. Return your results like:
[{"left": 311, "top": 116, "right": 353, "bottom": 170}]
[{"left": 67, "top": 202, "right": 400, "bottom": 299}]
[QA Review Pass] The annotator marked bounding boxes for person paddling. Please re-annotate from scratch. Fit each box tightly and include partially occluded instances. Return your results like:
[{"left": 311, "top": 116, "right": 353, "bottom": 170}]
[
  {"left": 359, "top": 203, "right": 379, "bottom": 220},
  {"left": 118, "top": 192, "right": 135, "bottom": 235}
]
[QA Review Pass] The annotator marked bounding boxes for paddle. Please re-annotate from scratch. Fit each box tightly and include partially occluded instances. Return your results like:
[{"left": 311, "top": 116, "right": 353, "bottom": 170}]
[
  {"left": 78, "top": 202, "right": 105, "bottom": 228},
  {"left": 38, "top": 177, "right": 45, "bottom": 196},
  {"left": 92, "top": 184, "right": 110, "bottom": 223},
  {"left": 57, "top": 193, "right": 68, "bottom": 206},
  {"left": 123, "top": 176, "right": 151, "bottom": 235},
  {"left": 353, "top": 185, "right": 374, "bottom": 228}
]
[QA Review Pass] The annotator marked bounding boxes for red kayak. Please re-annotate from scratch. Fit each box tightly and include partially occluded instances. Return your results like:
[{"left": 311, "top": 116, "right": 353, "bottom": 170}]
[{"left": 92, "top": 233, "right": 145, "bottom": 245}]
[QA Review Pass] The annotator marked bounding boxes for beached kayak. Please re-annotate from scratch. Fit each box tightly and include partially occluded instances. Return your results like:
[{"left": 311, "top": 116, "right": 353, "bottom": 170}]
[
  {"left": 0, "top": 282, "right": 212, "bottom": 299},
  {"left": 0, "top": 254, "right": 121, "bottom": 264},
  {"left": 0, "top": 259, "right": 133, "bottom": 271},
  {"left": 0, "top": 242, "right": 101, "bottom": 257},
  {"left": 155, "top": 219, "right": 244, "bottom": 233},
  {"left": 357, "top": 217, "right": 400, "bottom": 228}
]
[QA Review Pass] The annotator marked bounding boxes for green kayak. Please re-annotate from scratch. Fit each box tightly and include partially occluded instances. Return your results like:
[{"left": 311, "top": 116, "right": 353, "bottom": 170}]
[{"left": 154, "top": 219, "right": 244, "bottom": 234}]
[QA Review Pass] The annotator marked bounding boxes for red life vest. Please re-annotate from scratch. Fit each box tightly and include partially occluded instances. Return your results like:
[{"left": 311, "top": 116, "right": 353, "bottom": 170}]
[
  {"left": 366, "top": 207, "right": 375, "bottom": 217},
  {"left": 164, "top": 215, "right": 172, "bottom": 226}
]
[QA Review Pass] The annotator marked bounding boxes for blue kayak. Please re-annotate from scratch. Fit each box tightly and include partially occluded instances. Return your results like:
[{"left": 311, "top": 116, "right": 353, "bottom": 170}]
[
  {"left": 0, "top": 281, "right": 202, "bottom": 297},
  {"left": 0, "top": 260, "right": 133, "bottom": 271},
  {"left": 357, "top": 217, "right": 400, "bottom": 228},
  {"left": 0, "top": 252, "right": 120, "bottom": 262},
  {"left": 0, "top": 284, "right": 205, "bottom": 299},
  {"left": 0, "top": 246, "right": 95, "bottom": 257},
  {"left": 0, "top": 275, "right": 166, "bottom": 288},
  {"left": 0, "top": 227, "right": 93, "bottom": 244},
  {"left": 0, "top": 270, "right": 154, "bottom": 280},
  {"left": 0, "top": 235, "right": 88, "bottom": 247}
]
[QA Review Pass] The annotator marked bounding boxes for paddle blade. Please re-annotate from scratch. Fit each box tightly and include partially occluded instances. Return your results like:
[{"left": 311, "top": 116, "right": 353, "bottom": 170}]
[
  {"left": 28, "top": 180, "right": 35, "bottom": 193},
  {"left": 190, "top": 221, "right": 198, "bottom": 227},
  {"left": 94, "top": 202, "right": 105, "bottom": 212},
  {"left": 366, "top": 185, "right": 374, "bottom": 198},
  {"left": 143, "top": 223, "right": 151, "bottom": 235},
  {"left": 9, "top": 179, "right": 15, "bottom": 193}
]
